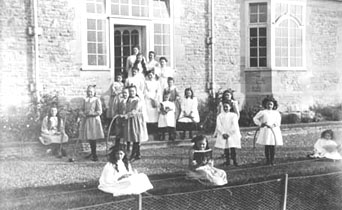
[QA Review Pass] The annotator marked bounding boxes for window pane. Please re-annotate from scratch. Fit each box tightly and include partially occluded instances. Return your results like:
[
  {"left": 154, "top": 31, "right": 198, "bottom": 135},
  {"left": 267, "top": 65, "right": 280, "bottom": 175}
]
[
  {"left": 121, "top": 5, "right": 129, "bottom": 15},
  {"left": 87, "top": 31, "right": 96, "bottom": 42},
  {"left": 250, "top": 38, "right": 257, "bottom": 47},
  {"left": 98, "top": 55, "right": 106, "bottom": 65},
  {"left": 163, "top": 35, "right": 170, "bottom": 45},
  {"left": 250, "top": 28, "right": 257, "bottom": 37},
  {"left": 250, "top": 58, "right": 258, "bottom": 67},
  {"left": 98, "top": 44, "right": 104, "bottom": 54},
  {"left": 87, "top": 3, "right": 96, "bottom": 13},
  {"left": 111, "top": 5, "right": 119, "bottom": 14},
  {"left": 250, "top": 48, "right": 257, "bottom": 56},
  {"left": 88, "top": 55, "right": 97, "bottom": 65},
  {"left": 132, "top": 6, "right": 140, "bottom": 16},
  {"left": 115, "top": 58, "right": 122, "bottom": 68},
  {"left": 250, "top": 14, "right": 258, "bottom": 23},
  {"left": 259, "top": 38, "right": 266, "bottom": 46},
  {"left": 123, "top": 46, "right": 130, "bottom": 56},
  {"left": 115, "top": 47, "right": 121, "bottom": 55},
  {"left": 259, "top": 48, "right": 266, "bottom": 56},
  {"left": 259, "top": 3, "right": 267, "bottom": 13},
  {"left": 250, "top": 4, "right": 258, "bottom": 13},
  {"left": 259, "top": 58, "right": 267, "bottom": 67},
  {"left": 97, "top": 32, "right": 103, "bottom": 42},
  {"left": 87, "top": 19, "right": 96, "bottom": 30},
  {"left": 88, "top": 43, "right": 96, "bottom": 54},
  {"left": 155, "top": 24, "right": 162, "bottom": 33},
  {"left": 97, "top": 20, "right": 103, "bottom": 30},
  {"left": 259, "top": 13, "right": 267, "bottom": 23},
  {"left": 259, "top": 28, "right": 266, "bottom": 36}
]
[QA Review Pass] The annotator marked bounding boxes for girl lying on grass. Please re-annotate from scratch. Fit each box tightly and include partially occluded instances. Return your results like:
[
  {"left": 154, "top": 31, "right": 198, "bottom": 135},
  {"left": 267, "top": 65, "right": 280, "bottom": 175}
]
[
  {"left": 98, "top": 144, "right": 153, "bottom": 197},
  {"left": 308, "top": 129, "right": 342, "bottom": 160},
  {"left": 186, "top": 135, "right": 228, "bottom": 186}
]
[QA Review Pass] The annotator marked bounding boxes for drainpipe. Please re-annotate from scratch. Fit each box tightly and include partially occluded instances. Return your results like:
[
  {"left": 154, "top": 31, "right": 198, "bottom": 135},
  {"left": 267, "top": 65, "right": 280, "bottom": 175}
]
[
  {"left": 210, "top": 0, "right": 215, "bottom": 93},
  {"left": 32, "top": 0, "right": 40, "bottom": 101}
]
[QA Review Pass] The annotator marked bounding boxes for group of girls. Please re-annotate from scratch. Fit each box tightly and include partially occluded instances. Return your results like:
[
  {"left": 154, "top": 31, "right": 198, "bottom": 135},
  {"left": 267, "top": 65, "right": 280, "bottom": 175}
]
[{"left": 107, "top": 46, "right": 200, "bottom": 143}]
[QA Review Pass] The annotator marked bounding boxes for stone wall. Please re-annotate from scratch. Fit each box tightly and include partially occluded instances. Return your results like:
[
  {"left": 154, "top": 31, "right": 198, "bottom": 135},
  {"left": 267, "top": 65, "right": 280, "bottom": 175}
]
[
  {"left": 306, "top": 0, "right": 342, "bottom": 106},
  {"left": 0, "top": 0, "right": 33, "bottom": 111}
]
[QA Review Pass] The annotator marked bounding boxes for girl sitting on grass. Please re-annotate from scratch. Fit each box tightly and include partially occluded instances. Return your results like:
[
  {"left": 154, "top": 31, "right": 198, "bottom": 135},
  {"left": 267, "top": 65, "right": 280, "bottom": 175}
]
[
  {"left": 98, "top": 145, "right": 153, "bottom": 197},
  {"left": 186, "top": 135, "right": 228, "bottom": 186},
  {"left": 39, "top": 105, "right": 69, "bottom": 158},
  {"left": 308, "top": 129, "right": 342, "bottom": 160}
]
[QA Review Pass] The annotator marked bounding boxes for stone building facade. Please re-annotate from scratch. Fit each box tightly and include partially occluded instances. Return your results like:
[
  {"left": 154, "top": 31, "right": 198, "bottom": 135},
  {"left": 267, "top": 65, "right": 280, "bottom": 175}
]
[{"left": 0, "top": 0, "right": 341, "bottom": 114}]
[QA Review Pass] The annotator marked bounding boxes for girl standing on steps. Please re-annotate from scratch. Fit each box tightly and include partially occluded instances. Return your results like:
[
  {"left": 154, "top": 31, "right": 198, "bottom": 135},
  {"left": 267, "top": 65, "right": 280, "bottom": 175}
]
[
  {"left": 79, "top": 85, "right": 105, "bottom": 161},
  {"left": 214, "top": 101, "right": 241, "bottom": 166},
  {"left": 253, "top": 96, "right": 283, "bottom": 166},
  {"left": 124, "top": 85, "right": 148, "bottom": 160}
]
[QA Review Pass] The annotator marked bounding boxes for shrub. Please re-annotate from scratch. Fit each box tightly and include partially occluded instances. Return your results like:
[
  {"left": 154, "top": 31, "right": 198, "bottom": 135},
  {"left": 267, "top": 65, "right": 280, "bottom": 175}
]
[
  {"left": 281, "top": 113, "right": 301, "bottom": 124},
  {"left": 239, "top": 104, "right": 262, "bottom": 127},
  {"left": 0, "top": 91, "right": 80, "bottom": 143},
  {"left": 310, "top": 104, "right": 342, "bottom": 121}
]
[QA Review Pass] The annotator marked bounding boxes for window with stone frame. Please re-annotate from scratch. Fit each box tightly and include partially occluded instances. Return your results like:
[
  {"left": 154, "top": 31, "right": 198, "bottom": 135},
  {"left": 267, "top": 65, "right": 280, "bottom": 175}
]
[
  {"left": 154, "top": 23, "right": 171, "bottom": 63},
  {"left": 83, "top": 0, "right": 173, "bottom": 70},
  {"left": 85, "top": 0, "right": 108, "bottom": 69},
  {"left": 274, "top": 3, "right": 304, "bottom": 68},
  {"left": 245, "top": 0, "right": 306, "bottom": 70},
  {"left": 110, "top": 0, "right": 149, "bottom": 17},
  {"left": 248, "top": 2, "right": 267, "bottom": 68}
]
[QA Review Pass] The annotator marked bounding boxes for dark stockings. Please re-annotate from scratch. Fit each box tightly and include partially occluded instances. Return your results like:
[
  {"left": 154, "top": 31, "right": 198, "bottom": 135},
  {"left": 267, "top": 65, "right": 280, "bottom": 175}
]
[
  {"left": 130, "top": 143, "right": 141, "bottom": 160},
  {"left": 89, "top": 141, "right": 98, "bottom": 161},
  {"left": 265, "top": 145, "right": 275, "bottom": 165},
  {"left": 224, "top": 148, "right": 238, "bottom": 166}
]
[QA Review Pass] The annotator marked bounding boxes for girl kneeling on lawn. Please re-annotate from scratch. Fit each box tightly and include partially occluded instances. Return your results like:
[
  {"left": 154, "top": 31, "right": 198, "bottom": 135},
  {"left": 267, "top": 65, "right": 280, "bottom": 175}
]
[
  {"left": 186, "top": 135, "right": 228, "bottom": 186},
  {"left": 98, "top": 145, "right": 153, "bottom": 197}
]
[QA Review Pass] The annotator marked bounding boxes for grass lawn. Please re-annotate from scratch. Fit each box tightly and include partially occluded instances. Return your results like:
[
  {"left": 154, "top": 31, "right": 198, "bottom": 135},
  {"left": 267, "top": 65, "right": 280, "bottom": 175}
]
[{"left": 1, "top": 141, "right": 342, "bottom": 210}]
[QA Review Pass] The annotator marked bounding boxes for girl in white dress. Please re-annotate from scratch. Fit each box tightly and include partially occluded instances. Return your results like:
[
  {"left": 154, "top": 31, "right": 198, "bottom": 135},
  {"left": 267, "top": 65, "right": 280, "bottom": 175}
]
[
  {"left": 178, "top": 88, "right": 200, "bottom": 139},
  {"left": 144, "top": 70, "right": 161, "bottom": 140},
  {"left": 157, "top": 57, "right": 174, "bottom": 90},
  {"left": 158, "top": 92, "right": 176, "bottom": 141},
  {"left": 39, "top": 106, "right": 69, "bottom": 157},
  {"left": 98, "top": 145, "right": 153, "bottom": 197},
  {"left": 309, "top": 129, "right": 342, "bottom": 160},
  {"left": 253, "top": 96, "right": 283, "bottom": 165},
  {"left": 215, "top": 101, "right": 241, "bottom": 166},
  {"left": 187, "top": 135, "right": 228, "bottom": 186}
]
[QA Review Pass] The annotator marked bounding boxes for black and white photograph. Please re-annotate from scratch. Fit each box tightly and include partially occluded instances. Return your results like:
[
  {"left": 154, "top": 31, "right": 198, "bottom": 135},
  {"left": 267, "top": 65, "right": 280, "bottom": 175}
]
[{"left": 1, "top": 0, "right": 342, "bottom": 209}]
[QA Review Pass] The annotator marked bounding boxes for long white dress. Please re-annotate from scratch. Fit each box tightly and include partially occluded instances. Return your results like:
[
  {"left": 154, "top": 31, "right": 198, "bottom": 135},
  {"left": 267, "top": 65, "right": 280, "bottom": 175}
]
[
  {"left": 98, "top": 161, "right": 153, "bottom": 197},
  {"left": 311, "top": 138, "right": 342, "bottom": 160},
  {"left": 214, "top": 112, "right": 241, "bottom": 149},
  {"left": 253, "top": 110, "right": 283, "bottom": 146},
  {"left": 178, "top": 97, "right": 200, "bottom": 123},
  {"left": 144, "top": 79, "right": 161, "bottom": 123}
]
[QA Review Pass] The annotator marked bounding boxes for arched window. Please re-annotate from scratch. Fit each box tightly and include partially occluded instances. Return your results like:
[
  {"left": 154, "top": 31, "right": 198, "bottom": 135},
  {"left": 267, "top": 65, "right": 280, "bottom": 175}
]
[{"left": 275, "top": 17, "right": 303, "bottom": 67}]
